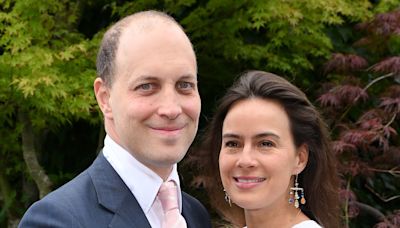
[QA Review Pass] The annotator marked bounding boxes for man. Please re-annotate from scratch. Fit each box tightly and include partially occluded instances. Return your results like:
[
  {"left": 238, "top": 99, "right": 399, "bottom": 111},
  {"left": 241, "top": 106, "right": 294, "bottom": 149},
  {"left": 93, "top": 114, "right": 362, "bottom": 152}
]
[{"left": 19, "top": 10, "right": 211, "bottom": 228}]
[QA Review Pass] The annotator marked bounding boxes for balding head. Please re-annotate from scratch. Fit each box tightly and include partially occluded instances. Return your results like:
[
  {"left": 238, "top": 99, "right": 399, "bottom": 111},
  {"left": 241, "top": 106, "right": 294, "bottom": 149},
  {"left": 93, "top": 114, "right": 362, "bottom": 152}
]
[{"left": 96, "top": 10, "right": 196, "bottom": 87}]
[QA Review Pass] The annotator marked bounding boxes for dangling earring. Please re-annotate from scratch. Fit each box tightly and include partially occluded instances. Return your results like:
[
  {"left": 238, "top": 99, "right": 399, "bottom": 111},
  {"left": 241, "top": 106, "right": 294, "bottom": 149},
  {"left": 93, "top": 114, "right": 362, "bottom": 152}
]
[
  {"left": 289, "top": 174, "right": 306, "bottom": 208},
  {"left": 224, "top": 189, "right": 232, "bottom": 207}
]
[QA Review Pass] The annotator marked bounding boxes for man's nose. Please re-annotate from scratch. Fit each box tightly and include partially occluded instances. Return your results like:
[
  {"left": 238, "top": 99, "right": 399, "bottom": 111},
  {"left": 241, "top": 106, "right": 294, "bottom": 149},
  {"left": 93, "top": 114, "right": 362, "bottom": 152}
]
[{"left": 157, "top": 88, "right": 182, "bottom": 120}]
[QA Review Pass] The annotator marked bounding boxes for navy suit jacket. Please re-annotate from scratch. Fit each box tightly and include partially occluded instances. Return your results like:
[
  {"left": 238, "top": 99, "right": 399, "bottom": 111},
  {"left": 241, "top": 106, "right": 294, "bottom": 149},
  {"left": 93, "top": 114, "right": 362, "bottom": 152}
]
[{"left": 19, "top": 153, "right": 212, "bottom": 228}]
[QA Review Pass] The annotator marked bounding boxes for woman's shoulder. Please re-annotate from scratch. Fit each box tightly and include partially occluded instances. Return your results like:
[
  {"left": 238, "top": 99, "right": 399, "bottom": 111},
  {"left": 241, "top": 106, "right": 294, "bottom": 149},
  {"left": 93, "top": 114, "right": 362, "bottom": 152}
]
[{"left": 292, "top": 220, "right": 322, "bottom": 228}]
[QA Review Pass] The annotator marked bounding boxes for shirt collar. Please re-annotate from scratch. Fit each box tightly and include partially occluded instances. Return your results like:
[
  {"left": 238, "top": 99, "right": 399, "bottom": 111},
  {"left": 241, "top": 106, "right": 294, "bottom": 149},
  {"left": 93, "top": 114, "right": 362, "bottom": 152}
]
[{"left": 102, "top": 135, "right": 183, "bottom": 213}]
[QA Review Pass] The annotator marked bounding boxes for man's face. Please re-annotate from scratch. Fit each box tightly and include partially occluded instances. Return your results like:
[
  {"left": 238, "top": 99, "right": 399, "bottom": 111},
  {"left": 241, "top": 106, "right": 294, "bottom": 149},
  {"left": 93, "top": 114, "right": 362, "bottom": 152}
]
[{"left": 96, "top": 23, "right": 200, "bottom": 179}]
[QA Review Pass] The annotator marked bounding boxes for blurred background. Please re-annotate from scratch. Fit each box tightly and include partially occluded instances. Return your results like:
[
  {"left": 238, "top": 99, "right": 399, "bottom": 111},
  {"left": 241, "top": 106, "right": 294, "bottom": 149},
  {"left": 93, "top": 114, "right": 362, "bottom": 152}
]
[{"left": 0, "top": 0, "right": 399, "bottom": 227}]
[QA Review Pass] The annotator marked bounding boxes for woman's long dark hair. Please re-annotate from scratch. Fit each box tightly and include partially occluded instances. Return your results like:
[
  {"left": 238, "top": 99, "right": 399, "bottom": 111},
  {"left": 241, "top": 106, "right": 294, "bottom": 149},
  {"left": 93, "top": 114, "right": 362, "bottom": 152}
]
[{"left": 197, "top": 71, "right": 339, "bottom": 227}]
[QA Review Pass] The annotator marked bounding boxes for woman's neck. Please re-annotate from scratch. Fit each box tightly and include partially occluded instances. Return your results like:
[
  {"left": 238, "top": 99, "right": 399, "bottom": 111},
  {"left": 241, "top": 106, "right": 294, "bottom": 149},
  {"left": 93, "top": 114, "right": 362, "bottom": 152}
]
[{"left": 244, "top": 205, "right": 309, "bottom": 228}]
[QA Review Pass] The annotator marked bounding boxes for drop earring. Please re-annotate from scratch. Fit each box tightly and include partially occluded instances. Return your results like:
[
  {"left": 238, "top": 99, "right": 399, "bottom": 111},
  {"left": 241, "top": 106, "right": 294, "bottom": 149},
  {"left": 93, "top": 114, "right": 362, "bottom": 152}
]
[
  {"left": 289, "top": 174, "right": 306, "bottom": 208},
  {"left": 224, "top": 189, "right": 232, "bottom": 207}
]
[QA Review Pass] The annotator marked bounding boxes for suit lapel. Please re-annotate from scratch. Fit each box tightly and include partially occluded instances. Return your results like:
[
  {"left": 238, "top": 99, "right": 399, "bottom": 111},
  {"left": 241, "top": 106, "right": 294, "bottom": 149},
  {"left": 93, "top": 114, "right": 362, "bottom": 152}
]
[
  {"left": 182, "top": 194, "right": 194, "bottom": 228},
  {"left": 108, "top": 192, "right": 151, "bottom": 228},
  {"left": 88, "top": 153, "right": 151, "bottom": 228}
]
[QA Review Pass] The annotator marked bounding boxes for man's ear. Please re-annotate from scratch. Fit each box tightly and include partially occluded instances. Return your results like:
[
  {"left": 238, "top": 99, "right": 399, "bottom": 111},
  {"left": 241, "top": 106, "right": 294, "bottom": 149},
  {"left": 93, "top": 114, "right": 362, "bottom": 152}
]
[
  {"left": 293, "top": 144, "right": 309, "bottom": 175},
  {"left": 94, "top": 78, "right": 113, "bottom": 119}
]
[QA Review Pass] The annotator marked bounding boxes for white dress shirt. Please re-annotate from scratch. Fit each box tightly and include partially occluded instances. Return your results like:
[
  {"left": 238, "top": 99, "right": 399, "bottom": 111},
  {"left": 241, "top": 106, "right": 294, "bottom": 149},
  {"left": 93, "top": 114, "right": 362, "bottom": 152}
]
[{"left": 102, "top": 135, "right": 183, "bottom": 228}]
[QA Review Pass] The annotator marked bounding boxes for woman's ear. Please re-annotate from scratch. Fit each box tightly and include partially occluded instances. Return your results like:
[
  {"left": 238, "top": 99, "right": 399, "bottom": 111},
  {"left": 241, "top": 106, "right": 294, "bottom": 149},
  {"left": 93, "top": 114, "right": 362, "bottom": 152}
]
[
  {"left": 94, "top": 78, "right": 113, "bottom": 119},
  {"left": 293, "top": 144, "right": 309, "bottom": 174}
]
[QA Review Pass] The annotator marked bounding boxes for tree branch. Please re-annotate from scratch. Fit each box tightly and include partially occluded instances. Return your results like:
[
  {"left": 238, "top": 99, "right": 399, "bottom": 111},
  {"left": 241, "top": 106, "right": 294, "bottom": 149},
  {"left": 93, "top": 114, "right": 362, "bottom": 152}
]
[
  {"left": 335, "top": 72, "right": 395, "bottom": 125},
  {"left": 363, "top": 73, "right": 394, "bottom": 92},
  {"left": 365, "top": 184, "right": 400, "bottom": 203},
  {"left": 367, "top": 166, "right": 400, "bottom": 177},
  {"left": 383, "top": 113, "right": 397, "bottom": 129},
  {"left": 18, "top": 110, "right": 52, "bottom": 199}
]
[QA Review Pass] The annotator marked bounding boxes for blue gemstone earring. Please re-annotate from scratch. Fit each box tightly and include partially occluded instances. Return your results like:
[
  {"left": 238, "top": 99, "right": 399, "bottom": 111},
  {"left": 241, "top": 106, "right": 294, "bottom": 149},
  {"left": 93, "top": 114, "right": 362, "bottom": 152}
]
[{"left": 289, "top": 174, "right": 306, "bottom": 208}]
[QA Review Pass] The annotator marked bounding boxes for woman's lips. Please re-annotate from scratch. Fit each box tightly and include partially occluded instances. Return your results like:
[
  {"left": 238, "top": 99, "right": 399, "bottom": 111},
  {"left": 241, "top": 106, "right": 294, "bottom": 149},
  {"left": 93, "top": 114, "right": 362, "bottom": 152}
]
[{"left": 234, "top": 176, "right": 266, "bottom": 189}]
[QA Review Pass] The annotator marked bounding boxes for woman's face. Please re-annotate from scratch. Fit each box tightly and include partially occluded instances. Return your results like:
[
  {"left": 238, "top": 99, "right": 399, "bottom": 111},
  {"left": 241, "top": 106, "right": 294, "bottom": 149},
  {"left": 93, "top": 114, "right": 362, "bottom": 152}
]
[{"left": 219, "top": 98, "right": 307, "bottom": 211}]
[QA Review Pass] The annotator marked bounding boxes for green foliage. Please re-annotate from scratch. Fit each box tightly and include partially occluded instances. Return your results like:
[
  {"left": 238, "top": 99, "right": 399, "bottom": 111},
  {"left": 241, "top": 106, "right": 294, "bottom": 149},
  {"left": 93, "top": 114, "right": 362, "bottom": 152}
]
[
  {"left": 373, "top": 0, "right": 400, "bottom": 13},
  {"left": 0, "top": 0, "right": 100, "bottom": 225},
  {"left": 0, "top": 0, "right": 398, "bottom": 227},
  {"left": 180, "top": 0, "right": 372, "bottom": 76},
  {"left": 0, "top": 0, "right": 98, "bottom": 127}
]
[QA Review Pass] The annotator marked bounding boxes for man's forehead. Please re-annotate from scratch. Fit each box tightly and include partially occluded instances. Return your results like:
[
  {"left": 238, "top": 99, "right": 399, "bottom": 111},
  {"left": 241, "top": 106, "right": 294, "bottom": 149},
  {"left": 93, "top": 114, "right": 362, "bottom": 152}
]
[{"left": 123, "top": 15, "right": 179, "bottom": 35}]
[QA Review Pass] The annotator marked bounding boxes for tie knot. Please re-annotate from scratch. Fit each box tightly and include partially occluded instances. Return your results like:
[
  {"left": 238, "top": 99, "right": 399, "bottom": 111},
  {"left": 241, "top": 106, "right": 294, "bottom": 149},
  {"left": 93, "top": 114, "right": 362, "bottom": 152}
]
[{"left": 158, "top": 181, "right": 179, "bottom": 212}]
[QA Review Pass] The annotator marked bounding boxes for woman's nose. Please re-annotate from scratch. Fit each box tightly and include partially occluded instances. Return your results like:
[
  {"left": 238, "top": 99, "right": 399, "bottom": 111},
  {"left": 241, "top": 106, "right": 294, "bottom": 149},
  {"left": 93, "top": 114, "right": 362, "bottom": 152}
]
[{"left": 236, "top": 145, "right": 257, "bottom": 168}]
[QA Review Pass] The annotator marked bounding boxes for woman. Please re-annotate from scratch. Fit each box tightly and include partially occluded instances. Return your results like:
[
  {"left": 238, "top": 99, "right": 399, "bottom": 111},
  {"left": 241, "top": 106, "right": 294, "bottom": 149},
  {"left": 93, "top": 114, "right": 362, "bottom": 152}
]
[{"left": 198, "top": 71, "right": 339, "bottom": 227}]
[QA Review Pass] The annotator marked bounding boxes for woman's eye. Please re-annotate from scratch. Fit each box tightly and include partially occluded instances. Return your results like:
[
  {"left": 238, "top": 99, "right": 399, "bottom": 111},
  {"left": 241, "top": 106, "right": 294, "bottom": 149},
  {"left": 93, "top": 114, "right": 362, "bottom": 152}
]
[
  {"left": 260, "top": 141, "right": 274, "bottom": 147},
  {"left": 225, "top": 141, "right": 238, "bottom": 147}
]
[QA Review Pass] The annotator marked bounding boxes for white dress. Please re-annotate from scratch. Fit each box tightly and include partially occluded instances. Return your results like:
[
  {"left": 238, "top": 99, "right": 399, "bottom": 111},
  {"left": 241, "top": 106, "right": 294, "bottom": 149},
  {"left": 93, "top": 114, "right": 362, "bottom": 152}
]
[
  {"left": 243, "top": 220, "right": 322, "bottom": 228},
  {"left": 292, "top": 220, "right": 322, "bottom": 228}
]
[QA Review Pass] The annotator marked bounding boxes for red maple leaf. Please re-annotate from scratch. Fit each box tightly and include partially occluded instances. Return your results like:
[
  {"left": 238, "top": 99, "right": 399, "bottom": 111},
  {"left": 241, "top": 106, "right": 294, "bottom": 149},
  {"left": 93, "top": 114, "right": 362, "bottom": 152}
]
[
  {"left": 332, "top": 140, "right": 357, "bottom": 155},
  {"left": 336, "top": 84, "right": 369, "bottom": 104},
  {"left": 317, "top": 91, "right": 341, "bottom": 108},
  {"left": 356, "top": 9, "right": 400, "bottom": 37},
  {"left": 341, "top": 130, "right": 376, "bottom": 147},
  {"left": 380, "top": 97, "right": 400, "bottom": 114},
  {"left": 371, "top": 56, "right": 400, "bottom": 74},
  {"left": 324, "top": 53, "right": 368, "bottom": 74}
]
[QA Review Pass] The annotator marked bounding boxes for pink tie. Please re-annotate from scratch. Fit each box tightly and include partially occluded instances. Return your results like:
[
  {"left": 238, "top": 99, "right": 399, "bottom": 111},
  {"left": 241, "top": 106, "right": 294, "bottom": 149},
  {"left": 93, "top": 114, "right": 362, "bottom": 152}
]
[{"left": 158, "top": 181, "right": 187, "bottom": 228}]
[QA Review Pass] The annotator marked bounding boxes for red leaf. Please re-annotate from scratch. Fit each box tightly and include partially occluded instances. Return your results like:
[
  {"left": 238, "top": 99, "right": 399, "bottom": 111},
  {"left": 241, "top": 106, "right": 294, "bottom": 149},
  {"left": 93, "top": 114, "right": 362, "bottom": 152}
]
[
  {"left": 332, "top": 140, "right": 357, "bottom": 155},
  {"left": 324, "top": 53, "right": 368, "bottom": 74},
  {"left": 336, "top": 84, "right": 369, "bottom": 104},
  {"left": 380, "top": 97, "right": 400, "bottom": 114},
  {"left": 341, "top": 130, "right": 375, "bottom": 147},
  {"left": 383, "top": 126, "right": 397, "bottom": 138},
  {"left": 358, "top": 118, "right": 382, "bottom": 131},
  {"left": 317, "top": 91, "right": 341, "bottom": 107},
  {"left": 357, "top": 9, "right": 400, "bottom": 37},
  {"left": 371, "top": 56, "right": 400, "bottom": 74},
  {"left": 339, "top": 188, "right": 357, "bottom": 202},
  {"left": 375, "top": 210, "right": 400, "bottom": 227},
  {"left": 371, "top": 132, "right": 390, "bottom": 152}
]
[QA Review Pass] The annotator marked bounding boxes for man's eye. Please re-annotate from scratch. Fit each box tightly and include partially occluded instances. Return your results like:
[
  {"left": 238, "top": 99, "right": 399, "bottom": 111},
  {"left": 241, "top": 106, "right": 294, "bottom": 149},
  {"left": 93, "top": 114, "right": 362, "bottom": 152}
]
[
  {"left": 136, "top": 83, "right": 155, "bottom": 91},
  {"left": 139, "top": 84, "right": 152, "bottom": 90},
  {"left": 177, "top": 81, "right": 194, "bottom": 90}
]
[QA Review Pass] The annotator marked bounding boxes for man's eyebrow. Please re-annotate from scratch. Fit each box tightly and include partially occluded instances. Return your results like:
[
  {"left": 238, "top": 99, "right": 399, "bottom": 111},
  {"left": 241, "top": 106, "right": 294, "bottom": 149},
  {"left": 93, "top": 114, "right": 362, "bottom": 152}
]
[
  {"left": 179, "top": 74, "right": 197, "bottom": 80},
  {"left": 127, "top": 75, "right": 158, "bottom": 85},
  {"left": 133, "top": 75, "right": 159, "bottom": 81}
]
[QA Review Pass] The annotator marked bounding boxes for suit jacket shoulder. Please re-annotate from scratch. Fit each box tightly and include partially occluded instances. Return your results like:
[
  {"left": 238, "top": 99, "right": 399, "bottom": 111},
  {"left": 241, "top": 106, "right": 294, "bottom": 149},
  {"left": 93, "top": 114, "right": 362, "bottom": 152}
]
[
  {"left": 19, "top": 153, "right": 150, "bottom": 228},
  {"left": 182, "top": 191, "right": 212, "bottom": 228},
  {"left": 19, "top": 153, "right": 211, "bottom": 228}
]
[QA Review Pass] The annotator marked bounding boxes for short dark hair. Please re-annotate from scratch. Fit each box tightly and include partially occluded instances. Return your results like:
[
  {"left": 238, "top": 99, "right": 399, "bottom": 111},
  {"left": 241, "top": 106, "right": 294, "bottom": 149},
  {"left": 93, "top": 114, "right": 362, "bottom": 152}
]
[
  {"left": 197, "top": 70, "right": 339, "bottom": 227},
  {"left": 96, "top": 10, "right": 185, "bottom": 87}
]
